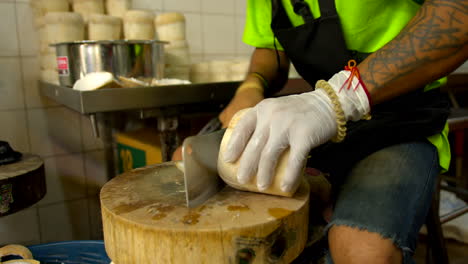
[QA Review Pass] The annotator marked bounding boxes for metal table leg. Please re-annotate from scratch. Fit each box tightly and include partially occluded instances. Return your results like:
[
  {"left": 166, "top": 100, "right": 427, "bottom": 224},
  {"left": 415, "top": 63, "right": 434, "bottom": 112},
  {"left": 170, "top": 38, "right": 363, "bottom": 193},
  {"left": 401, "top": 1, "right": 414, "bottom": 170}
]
[{"left": 88, "top": 113, "right": 117, "bottom": 179}]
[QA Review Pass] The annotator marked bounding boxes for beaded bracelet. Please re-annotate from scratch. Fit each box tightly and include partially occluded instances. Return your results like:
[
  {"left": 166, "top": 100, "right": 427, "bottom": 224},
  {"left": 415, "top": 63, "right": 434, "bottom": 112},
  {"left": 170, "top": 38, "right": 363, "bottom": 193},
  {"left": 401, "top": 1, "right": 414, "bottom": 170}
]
[{"left": 316, "top": 80, "right": 347, "bottom": 143}]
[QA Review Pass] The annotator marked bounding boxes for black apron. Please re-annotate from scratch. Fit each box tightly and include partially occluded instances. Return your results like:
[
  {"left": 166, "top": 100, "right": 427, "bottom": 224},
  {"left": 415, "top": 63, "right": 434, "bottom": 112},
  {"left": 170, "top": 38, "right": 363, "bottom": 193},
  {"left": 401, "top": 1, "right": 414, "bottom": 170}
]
[{"left": 269, "top": 0, "right": 450, "bottom": 182}]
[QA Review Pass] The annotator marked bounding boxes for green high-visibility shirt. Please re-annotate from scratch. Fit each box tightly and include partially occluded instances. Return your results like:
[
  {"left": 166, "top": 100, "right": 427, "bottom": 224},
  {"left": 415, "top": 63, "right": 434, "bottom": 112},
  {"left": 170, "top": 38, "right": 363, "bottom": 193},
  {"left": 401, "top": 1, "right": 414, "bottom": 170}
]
[{"left": 243, "top": 0, "right": 450, "bottom": 171}]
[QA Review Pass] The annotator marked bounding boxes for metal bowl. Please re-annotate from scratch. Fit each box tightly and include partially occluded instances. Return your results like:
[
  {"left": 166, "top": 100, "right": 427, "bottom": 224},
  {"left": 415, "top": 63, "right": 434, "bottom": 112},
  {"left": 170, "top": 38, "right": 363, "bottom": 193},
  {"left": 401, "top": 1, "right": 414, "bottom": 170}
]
[{"left": 51, "top": 40, "right": 166, "bottom": 87}]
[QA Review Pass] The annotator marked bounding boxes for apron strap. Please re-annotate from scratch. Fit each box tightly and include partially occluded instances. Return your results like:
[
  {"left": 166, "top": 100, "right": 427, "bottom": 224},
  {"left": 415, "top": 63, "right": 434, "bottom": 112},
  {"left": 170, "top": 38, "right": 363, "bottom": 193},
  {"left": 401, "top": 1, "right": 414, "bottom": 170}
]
[
  {"left": 272, "top": 0, "right": 293, "bottom": 29},
  {"left": 275, "top": 0, "right": 340, "bottom": 26},
  {"left": 317, "top": 0, "right": 338, "bottom": 17},
  {"left": 291, "top": 0, "right": 314, "bottom": 22}
]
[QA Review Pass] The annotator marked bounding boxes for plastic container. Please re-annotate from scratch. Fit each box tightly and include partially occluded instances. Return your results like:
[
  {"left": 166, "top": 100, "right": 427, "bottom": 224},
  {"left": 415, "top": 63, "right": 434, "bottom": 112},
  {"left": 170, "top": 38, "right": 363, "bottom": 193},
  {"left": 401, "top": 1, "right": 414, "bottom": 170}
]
[{"left": 28, "top": 240, "right": 111, "bottom": 264}]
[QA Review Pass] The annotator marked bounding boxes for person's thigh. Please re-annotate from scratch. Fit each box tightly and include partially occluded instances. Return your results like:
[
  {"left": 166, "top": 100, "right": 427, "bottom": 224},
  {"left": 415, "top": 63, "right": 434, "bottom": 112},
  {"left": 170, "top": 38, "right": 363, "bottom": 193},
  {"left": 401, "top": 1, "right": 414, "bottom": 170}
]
[{"left": 325, "top": 141, "right": 440, "bottom": 263}]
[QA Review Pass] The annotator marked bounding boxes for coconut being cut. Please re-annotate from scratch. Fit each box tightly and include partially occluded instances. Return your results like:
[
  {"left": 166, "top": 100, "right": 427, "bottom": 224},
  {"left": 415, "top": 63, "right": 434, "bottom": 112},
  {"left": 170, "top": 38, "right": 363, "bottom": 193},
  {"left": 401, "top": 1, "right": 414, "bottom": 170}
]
[
  {"left": 218, "top": 108, "right": 302, "bottom": 197},
  {"left": 177, "top": 107, "right": 302, "bottom": 209}
]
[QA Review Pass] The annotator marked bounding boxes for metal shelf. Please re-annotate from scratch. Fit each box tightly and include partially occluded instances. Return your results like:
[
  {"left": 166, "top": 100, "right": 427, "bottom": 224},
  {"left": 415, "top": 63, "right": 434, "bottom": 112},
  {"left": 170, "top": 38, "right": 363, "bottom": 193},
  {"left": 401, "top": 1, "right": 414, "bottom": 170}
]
[{"left": 39, "top": 81, "right": 240, "bottom": 114}]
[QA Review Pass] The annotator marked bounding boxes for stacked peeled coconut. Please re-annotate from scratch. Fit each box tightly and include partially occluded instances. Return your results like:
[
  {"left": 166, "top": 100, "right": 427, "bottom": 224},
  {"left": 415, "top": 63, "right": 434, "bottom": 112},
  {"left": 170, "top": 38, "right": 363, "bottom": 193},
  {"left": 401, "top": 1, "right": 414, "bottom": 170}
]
[
  {"left": 30, "top": 0, "right": 163, "bottom": 86},
  {"left": 123, "top": 10, "right": 154, "bottom": 40},
  {"left": 71, "top": 0, "right": 105, "bottom": 22},
  {"left": 189, "top": 58, "right": 302, "bottom": 84},
  {"left": 190, "top": 58, "right": 250, "bottom": 84},
  {"left": 155, "top": 12, "right": 191, "bottom": 81},
  {"left": 31, "top": 0, "right": 73, "bottom": 85}
]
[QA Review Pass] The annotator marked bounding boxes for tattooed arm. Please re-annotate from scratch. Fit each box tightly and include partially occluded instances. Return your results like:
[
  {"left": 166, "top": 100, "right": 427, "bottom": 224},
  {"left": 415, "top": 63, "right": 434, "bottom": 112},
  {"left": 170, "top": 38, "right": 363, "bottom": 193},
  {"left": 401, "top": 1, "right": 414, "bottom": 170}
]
[{"left": 359, "top": 0, "right": 468, "bottom": 105}]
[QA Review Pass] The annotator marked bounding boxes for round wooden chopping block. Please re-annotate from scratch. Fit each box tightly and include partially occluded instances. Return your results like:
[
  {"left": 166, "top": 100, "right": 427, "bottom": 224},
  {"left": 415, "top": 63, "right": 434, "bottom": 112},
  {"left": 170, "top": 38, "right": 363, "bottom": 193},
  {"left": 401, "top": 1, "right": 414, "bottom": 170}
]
[
  {"left": 100, "top": 162, "right": 310, "bottom": 264},
  {"left": 0, "top": 154, "right": 46, "bottom": 217}
]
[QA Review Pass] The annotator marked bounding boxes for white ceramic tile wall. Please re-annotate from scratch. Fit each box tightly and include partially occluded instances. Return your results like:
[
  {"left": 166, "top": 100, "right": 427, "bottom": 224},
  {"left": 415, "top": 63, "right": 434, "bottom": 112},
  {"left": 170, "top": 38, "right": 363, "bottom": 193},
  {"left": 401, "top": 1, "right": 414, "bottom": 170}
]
[
  {"left": 84, "top": 150, "right": 108, "bottom": 196},
  {"left": 0, "top": 57, "right": 25, "bottom": 111},
  {"left": 38, "top": 199, "right": 90, "bottom": 242},
  {"left": 235, "top": 0, "right": 247, "bottom": 15},
  {"left": 87, "top": 195, "right": 104, "bottom": 240},
  {"left": 454, "top": 61, "right": 468, "bottom": 73},
  {"left": 235, "top": 16, "right": 253, "bottom": 56},
  {"left": 0, "top": 2, "right": 19, "bottom": 56},
  {"left": 22, "top": 56, "right": 59, "bottom": 108},
  {"left": 39, "top": 154, "right": 86, "bottom": 205},
  {"left": 28, "top": 107, "right": 82, "bottom": 157},
  {"left": 0, "top": 109, "right": 30, "bottom": 152},
  {"left": 201, "top": 0, "right": 235, "bottom": 15},
  {"left": 184, "top": 13, "right": 203, "bottom": 55},
  {"left": 0, "top": 207, "right": 40, "bottom": 246},
  {"left": 190, "top": 54, "right": 205, "bottom": 64},
  {"left": 202, "top": 14, "right": 236, "bottom": 55},
  {"left": 164, "top": 0, "right": 201, "bottom": 12},
  {"left": 203, "top": 54, "right": 238, "bottom": 62},
  {"left": 0, "top": 0, "right": 252, "bottom": 246},
  {"left": 16, "top": 2, "right": 39, "bottom": 56},
  {"left": 132, "top": 0, "right": 163, "bottom": 11},
  {"left": 81, "top": 115, "right": 105, "bottom": 151}
]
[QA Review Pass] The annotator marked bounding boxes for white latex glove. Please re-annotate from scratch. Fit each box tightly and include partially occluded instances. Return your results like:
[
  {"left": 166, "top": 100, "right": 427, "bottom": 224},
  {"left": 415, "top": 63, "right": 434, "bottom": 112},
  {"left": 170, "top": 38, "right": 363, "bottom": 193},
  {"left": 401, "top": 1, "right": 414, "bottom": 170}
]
[{"left": 223, "top": 70, "right": 370, "bottom": 192}]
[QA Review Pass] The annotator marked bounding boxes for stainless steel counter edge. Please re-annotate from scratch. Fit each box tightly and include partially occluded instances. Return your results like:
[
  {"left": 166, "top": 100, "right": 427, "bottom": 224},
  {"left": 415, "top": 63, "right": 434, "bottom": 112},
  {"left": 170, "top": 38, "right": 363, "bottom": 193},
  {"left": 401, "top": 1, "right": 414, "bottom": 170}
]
[
  {"left": 39, "top": 81, "right": 240, "bottom": 114},
  {"left": 39, "top": 79, "right": 314, "bottom": 115},
  {"left": 40, "top": 73, "right": 466, "bottom": 115}
]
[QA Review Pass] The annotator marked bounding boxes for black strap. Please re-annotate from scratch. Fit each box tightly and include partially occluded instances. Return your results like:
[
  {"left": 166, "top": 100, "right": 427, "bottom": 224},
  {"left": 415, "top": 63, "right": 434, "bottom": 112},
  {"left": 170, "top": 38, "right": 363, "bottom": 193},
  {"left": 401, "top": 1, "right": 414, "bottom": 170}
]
[
  {"left": 271, "top": 0, "right": 371, "bottom": 65},
  {"left": 272, "top": 0, "right": 293, "bottom": 29},
  {"left": 317, "top": 0, "right": 338, "bottom": 17},
  {"left": 291, "top": 0, "right": 314, "bottom": 21},
  {"left": 291, "top": 0, "right": 339, "bottom": 20}
]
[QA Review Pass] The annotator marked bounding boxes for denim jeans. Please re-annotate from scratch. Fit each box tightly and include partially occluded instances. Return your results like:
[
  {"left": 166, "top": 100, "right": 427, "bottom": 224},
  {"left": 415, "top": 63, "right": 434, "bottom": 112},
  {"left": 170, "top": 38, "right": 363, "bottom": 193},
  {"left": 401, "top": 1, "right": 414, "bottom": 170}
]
[{"left": 323, "top": 141, "right": 440, "bottom": 264}]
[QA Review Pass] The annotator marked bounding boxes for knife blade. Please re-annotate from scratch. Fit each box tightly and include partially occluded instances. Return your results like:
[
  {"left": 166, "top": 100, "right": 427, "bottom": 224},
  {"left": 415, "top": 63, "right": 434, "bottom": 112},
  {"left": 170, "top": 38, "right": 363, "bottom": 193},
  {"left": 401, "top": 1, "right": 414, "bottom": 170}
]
[{"left": 182, "top": 128, "right": 226, "bottom": 208}]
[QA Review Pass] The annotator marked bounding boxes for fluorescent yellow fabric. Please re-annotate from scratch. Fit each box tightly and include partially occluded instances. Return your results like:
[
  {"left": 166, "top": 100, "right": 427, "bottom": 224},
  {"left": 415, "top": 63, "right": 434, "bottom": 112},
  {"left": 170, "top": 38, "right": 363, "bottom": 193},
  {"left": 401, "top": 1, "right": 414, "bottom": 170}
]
[
  {"left": 427, "top": 123, "right": 451, "bottom": 172},
  {"left": 243, "top": 0, "right": 450, "bottom": 171},
  {"left": 244, "top": 0, "right": 421, "bottom": 52}
]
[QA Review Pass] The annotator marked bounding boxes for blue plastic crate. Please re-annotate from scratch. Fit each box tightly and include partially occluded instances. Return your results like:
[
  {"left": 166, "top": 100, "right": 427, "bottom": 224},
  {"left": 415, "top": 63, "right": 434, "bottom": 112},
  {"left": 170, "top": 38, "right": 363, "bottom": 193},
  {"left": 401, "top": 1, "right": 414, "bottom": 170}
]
[{"left": 27, "top": 240, "right": 111, "bottom": 264}]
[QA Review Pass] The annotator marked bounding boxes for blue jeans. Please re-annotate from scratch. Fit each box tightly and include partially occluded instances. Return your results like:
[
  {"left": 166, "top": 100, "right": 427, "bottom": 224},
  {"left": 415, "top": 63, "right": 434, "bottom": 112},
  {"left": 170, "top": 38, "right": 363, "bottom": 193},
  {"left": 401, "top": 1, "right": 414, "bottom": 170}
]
[{"left": 323, "top": 141, "right": 440, "bottom": 264}]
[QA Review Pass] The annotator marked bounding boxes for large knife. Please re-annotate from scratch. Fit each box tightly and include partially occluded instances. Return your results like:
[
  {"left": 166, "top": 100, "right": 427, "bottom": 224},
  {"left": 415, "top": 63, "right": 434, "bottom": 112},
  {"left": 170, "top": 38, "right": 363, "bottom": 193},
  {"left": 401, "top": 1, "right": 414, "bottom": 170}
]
[{"left": 182, "top": 125, "right": 227, "bottom": 208}]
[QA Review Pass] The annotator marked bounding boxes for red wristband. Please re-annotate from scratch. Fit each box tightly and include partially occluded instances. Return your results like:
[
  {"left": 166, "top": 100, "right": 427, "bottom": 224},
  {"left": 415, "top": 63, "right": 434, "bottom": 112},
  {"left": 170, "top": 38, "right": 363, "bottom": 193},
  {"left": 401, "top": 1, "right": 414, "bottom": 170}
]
[{"left": 340, "top": 60, "right": 373, "bottom": 109}]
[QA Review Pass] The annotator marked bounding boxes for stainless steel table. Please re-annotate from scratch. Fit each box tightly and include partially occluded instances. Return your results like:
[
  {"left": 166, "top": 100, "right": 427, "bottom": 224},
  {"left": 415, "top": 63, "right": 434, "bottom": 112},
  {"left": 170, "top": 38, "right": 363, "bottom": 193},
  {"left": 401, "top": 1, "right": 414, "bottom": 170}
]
[
  {"left": 40, "top": 80, "right": 242, "bottom": 160},
  {"left": 39, "top": 79, "right": 312, "bottom": 178},
  {"left": 39, "top": 81, "right": 241, "bottom": 115}
]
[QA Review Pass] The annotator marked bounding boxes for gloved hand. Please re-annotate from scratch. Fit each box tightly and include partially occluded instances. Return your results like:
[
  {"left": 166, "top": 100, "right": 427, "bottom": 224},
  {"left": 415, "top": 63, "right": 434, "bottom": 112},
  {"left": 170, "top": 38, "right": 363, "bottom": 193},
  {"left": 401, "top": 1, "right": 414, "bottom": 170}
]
[
  {"left": 219, "top": 81, "right": 264, "bottom": 128},
  {"left": 223, "top": 70, "right": 371, "bottom": 192}
]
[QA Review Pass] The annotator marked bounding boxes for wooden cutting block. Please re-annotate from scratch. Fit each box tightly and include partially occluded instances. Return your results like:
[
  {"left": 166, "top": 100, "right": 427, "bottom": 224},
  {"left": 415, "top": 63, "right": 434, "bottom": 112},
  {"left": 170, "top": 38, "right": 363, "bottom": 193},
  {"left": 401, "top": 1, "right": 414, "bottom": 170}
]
[
  {"left": 0, "top": 154, "right": 46, "bottom": 217},
  {"left": 100, "top": 162, "right": 310, "bottom": 264}
]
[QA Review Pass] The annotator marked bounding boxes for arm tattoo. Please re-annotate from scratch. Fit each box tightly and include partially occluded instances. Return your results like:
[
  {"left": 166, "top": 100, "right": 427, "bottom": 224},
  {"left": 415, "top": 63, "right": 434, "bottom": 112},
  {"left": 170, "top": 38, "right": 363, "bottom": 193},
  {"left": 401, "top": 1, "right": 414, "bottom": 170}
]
[{"left": 361, "top": 0, "right": 468, "bottom": 93}]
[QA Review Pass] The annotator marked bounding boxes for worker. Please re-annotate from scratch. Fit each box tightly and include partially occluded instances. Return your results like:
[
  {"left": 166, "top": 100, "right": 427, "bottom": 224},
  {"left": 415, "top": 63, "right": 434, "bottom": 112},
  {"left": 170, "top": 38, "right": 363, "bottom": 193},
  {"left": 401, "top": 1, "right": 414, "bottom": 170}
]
[{"left": 221, "top": 0, "right": 468, "bottom": 263}]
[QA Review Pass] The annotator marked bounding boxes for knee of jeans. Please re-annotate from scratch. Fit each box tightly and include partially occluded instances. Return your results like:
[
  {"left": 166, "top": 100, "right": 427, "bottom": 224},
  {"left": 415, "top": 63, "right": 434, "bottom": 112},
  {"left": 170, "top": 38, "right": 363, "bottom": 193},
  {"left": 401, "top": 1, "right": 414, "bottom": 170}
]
[{"left": 326, "top": 223, "right": 411, "bottom": 264}]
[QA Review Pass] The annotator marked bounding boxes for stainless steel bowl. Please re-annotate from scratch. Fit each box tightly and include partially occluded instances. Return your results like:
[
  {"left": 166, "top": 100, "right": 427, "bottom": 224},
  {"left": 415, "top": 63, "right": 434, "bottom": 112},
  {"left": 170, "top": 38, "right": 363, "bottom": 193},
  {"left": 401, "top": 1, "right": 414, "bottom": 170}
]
[{"left": 51, "top": 40, "right": 166, "bottom": 87}]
